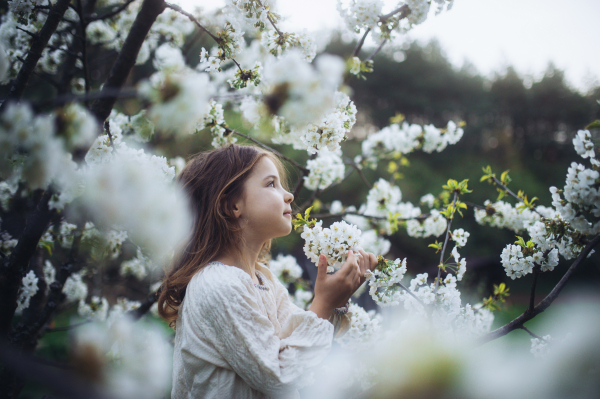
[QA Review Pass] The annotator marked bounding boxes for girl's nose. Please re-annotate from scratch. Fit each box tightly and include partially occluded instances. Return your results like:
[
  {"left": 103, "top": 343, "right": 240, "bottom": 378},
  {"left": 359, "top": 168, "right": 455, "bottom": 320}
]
[{"left": 284, "top": 191, "right": 294, "bottom": 204}]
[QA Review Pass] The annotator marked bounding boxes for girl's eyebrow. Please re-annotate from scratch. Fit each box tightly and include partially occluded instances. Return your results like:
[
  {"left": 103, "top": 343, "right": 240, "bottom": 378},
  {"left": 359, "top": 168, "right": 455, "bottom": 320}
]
[{"left": 263, "top": 175, "right": 278, "bottom": 181}]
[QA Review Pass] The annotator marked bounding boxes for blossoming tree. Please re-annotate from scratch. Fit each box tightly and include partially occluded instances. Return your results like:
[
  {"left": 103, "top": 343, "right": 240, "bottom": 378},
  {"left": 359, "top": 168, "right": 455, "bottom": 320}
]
[{"left": 1, "top": 0, "right": 599, "bottom": 397}]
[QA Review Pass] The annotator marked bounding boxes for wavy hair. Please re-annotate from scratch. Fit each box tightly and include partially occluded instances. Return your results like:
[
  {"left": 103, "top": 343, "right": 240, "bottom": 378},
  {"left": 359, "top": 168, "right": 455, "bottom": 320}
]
[{"left": 157, "top": 144, "right": 289, "bottom": 327}]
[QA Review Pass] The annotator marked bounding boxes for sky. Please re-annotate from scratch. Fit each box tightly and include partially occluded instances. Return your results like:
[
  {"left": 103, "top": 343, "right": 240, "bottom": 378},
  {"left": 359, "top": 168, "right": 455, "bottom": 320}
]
[{"left": 175, "top": 0, "right": 600, "bottom": 93}]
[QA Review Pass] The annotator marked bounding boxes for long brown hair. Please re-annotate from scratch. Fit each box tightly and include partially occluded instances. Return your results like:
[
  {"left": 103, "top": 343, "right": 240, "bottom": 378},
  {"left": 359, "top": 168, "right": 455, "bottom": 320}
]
[{"left": 157, "top": 144, "right": 289, "bottom": 327}]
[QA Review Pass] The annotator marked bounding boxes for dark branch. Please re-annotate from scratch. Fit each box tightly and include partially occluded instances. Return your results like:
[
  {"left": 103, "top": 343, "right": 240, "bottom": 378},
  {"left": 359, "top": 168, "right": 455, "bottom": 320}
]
[
  {"left": 90, "top": 0, "right": 166, "bottom": 122},
  {"left": 88, "top": 0, "right": 137, "bottom": 22},
  {"left": 0, "top": 0, "right": 72, "bottom": 110},
  {"left": 228, "top": 128, "right": 309, "bottom": 173},
  {"left": 476, "top": 234, "right": 600, "bottom": 345},
  {"left": 0, "top": 190, "right": 55, "bottom": 338},
  {"left": 351, "top": 27, "right": 371, "bottom": 57},
  {"left": 379, "top": 4, "right": 410, "bottom": 22},
  {"left": 164, "top": 2, "right": 220, "bottom": 43},
  {"left": 365, "top": 39, "right": 387, "bottom": 62}
]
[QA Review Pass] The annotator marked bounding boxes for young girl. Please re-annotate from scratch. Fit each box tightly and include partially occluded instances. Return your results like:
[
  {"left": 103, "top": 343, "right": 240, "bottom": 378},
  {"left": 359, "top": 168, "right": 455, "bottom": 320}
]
[{"left": 158, "top": 144, "right": 377, "bottom": 399}]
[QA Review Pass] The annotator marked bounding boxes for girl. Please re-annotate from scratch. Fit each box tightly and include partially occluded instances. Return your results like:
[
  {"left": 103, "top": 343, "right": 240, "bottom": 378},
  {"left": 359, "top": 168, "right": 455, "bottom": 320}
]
[{"left": 158, "top": 144, "right": 376, "bottom": 399}]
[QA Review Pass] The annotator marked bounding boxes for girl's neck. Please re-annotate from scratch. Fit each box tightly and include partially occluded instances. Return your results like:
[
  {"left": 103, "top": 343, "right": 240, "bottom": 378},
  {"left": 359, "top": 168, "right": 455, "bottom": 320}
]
[{"left": 214, "top": 239, "right": 264, "bottom": 281}]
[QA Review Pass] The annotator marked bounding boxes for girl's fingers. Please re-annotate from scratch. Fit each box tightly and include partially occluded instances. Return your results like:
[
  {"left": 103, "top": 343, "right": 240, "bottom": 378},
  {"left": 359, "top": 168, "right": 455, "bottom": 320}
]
[
  {"left": 357, "top": 250, "right": 368, "bottom": 276},
  {"left": 368, "top": 253, "right": 377, "bottom": 271},
  {"left": 341, "top": 250, "right": 356, "bottom": 276}
]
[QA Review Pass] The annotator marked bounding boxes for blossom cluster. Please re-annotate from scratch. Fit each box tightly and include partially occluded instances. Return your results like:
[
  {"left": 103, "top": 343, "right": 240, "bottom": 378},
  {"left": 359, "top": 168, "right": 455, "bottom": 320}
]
[
  {"left": 197, "top": 101, "right": 237, "bottom": 149},
  {"left": 474, "top": 200, "right": 544, "bottom": 233},
  {"left": 261, "top": 29, "right": 317, "bottom": 62},
  {"left": 335, "top": 303, "right": 382, "bottom": 350},
  {"left": 120, "top": 247, "right": 154, "bottom": 280},
  {"left": 262, "top": 50, "right": 345, "bottom": 128},
  {"left": 228, "top": 0, "right": 274, "bottom": 29},
  {"left": 273, "top": 91, "right": 357, "bottom": 155},
  {"left": 139, "top": 71, "right": 213, "bottom": 136},
  {"left": 0, "top": 102, "right": 97, "bottom": 191},
  {"left": 530, "top": 335, "right": 552, "bottom": 359},
  {"left": 15, "top": 270, "right": 38, "bottom": 315},
  {"left": 359, "top": 120, "right": 463, "bottom": 169},
  {"left": 345, "top": 178, "right": 421, "bottom": 235},
  {"left": 71, "top": 317, "right": 172, "bottom": 399},
  {"left": 366, "top": 258, "right": 407, "bottom": 306},
  {"left": 304, "top": 149, "right": 345, "bottom": 191},
  {"left": 269, "top": 254, "right": 304, "bottom": 284},
  {"left": 81, "top": 138, "right": 191, "bottom": 262},
  {"left": 405, "top": 210, "right": 447, "bottom": 238},
  {"left": 337, "top": 0, "right": 384, "bottom": 33},
  {"left": 301, "top": 220, "right": 362, "bottom": 271}
]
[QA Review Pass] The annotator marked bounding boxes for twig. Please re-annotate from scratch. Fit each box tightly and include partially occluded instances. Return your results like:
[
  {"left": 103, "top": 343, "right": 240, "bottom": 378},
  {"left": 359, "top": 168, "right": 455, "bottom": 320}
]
[
  {"left": 256, "top": 0, "right": 284, "bottom": 37},
  {"left": 379, "top": 4, "right": 409, "bottom": 22},
  {"left": 464, "top": 201, "right": 486, "bottom": 210},
  {"left": 164, "top": 2, "right": 220, "bottom": 43},
  {"left": 528, "top": 269, "right": 539, "bottom": 313},
  {"left": 0, "top": 0, "right": 72, "bottom": 110},
  {"left": 228, "top": 128, "right": 308, "bottom": 173},
  {"left": 127, "top": 290, "right": 160, "bottom": 321},
  {"left": 45, "top": 320, "right": 91, "bottom": 333},
  {"left": 76, "top": 0, "right": 91, "bottom": 104},
  {"left": 520, "top": 326, "right": 546, "bottom": 341},
  {"left": 104, "top": 121, "right": 114, "bottom": 147},
  {"left": 476, "top": 234, "right": 600, "bottom": 345},
  {"left": 344, "top": 159, "right": 372, "bottom": 189},
  {"left": 398, "top": 281, "right": 425, "bottom": 307},
  {"left": 88, "top": 0, "right": 137, "bottom": 22},
  {"left": 434, "top": 192, "right": 458, "bottom": 293},
  {"left": 351, "top": 27, "right": 371, "bottom": 57},
  {"left": 365, "top": 39, "right": 387, "bottom": 62},
  {"left": 309, "top": 211, "right": 429, "bottom": 222}
]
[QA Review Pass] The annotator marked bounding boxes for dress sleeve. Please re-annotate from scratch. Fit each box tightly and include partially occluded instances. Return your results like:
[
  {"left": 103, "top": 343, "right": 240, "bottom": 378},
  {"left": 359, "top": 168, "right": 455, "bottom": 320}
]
[
  {"left": 189, "top": 267, "right": 334, "bottom": 397},
  {"left": 266, "top": 270, "right": 352, "bottom": 339}
]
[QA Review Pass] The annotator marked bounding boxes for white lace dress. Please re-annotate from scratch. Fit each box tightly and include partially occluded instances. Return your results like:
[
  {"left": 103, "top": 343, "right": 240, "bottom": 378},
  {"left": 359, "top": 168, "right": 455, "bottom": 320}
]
[{"left": 171, "top": 261, "right": 350, "bottom": 399}]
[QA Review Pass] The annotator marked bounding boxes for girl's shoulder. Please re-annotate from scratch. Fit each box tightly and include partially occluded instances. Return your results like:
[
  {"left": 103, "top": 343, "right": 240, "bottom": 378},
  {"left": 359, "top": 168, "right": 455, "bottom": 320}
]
[{"left": 188, "top": 261, "right": 254, "bottom": 302}]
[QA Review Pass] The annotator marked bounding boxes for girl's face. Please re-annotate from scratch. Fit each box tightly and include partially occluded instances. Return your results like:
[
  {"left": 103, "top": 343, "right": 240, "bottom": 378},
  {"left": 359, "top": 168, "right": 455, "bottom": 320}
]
[{"left": 233, "top": 156, "right": 294, "bottom": 241}]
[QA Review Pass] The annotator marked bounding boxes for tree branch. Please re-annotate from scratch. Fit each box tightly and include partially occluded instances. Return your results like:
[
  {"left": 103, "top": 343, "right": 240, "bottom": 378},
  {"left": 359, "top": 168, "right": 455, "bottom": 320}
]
[
  {"left": 88, "top": 0, "right": 137, "bottom": 22},
  {"left": 90, "top": 0, "right": 166, "bottom": 122},
  {"left": 379, "top": 4, "right": 409, "bottom": 22},
  {"left": 520, "top": 325, "right": 546, "bottom": 341},
  {"left": 365, "top": 39, "right": 387, "bottom": 62},
  {"left": 528, "top": 268, "right": 539, "bottom": 313},
  {"left": 164, "top": 2, "right": 220, "bottom": 43},
  {"left": 434, "top": 191, "right": 458, "bottom": 293},
  {"left": 0, "top": 190, "right": 55, "bottom": 338},
  {"left": 227, "top": 128, "right": 309, "bottom": 173},
  {"left": 0, "top": 0, "right": 72, "bottom": 110},
  {"left": 351, "top": 28, "right": 371, "bottom": 57},
  {"left": 476, "top": 234, "right": 600, "bottom": 345},
  {"left": 344, "top": 160, "right": 372, "bottom": 189}
]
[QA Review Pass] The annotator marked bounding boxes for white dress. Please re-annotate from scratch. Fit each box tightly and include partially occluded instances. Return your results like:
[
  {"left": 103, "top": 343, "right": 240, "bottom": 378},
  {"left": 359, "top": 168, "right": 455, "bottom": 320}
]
[{"left": 171, "top": 261, "right": 350, "bottom": 399}]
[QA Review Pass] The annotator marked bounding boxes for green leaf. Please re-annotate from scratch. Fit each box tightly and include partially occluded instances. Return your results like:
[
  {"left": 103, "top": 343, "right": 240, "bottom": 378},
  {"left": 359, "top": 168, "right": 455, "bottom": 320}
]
[{"left": 585, "top": 120, "right": 600, "bottom": 129}]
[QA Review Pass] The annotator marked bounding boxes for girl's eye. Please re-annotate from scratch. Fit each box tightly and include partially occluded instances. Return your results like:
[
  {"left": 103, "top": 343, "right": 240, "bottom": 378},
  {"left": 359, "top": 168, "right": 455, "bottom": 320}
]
[{"left": 267, "top": 180, "right": 275, "bottom": 187}]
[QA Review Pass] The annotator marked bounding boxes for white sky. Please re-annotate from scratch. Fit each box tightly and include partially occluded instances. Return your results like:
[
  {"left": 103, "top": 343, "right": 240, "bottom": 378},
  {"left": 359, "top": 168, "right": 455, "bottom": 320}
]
[{"left": 176, "top": 0, "right": 600, "bottom": 92}]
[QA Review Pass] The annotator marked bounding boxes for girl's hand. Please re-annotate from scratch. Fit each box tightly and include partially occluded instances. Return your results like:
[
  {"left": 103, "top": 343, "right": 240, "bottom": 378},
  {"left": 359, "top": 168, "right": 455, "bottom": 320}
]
[{"left": 309, "top": 250, "right": 377, "bottom": 319}]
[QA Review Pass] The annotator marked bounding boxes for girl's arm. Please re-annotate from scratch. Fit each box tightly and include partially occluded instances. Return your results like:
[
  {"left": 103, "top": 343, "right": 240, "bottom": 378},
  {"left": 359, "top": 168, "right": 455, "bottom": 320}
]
[{"left": 189, "top": 267, "right": 334, "bottom": 397}]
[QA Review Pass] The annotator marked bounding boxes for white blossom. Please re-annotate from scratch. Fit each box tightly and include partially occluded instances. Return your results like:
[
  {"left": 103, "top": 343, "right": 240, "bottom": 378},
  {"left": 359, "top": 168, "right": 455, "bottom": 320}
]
[
  {"left": 269, "top": 254, "right": 303, "bottom": 284},
  {"left": 304, "top": 149, "right": 345, "bottom": 190},
  {"left": 78, "top": 296, "right": 109, "bottom": 322},
  {"left": 335, "top": 303, "right": 381, "bottom": 350},
  {"left": 15, "top": 270, "right": 38, "bottom": 314},
  {"left": 63, "top": 272, "right": 88, "bottom": 303},
  {"left": 572, "top": 130, "right": 595, "bottom": 159},
  {"left": 302, "top": 220, "right": 362, "bottom": 271}
]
